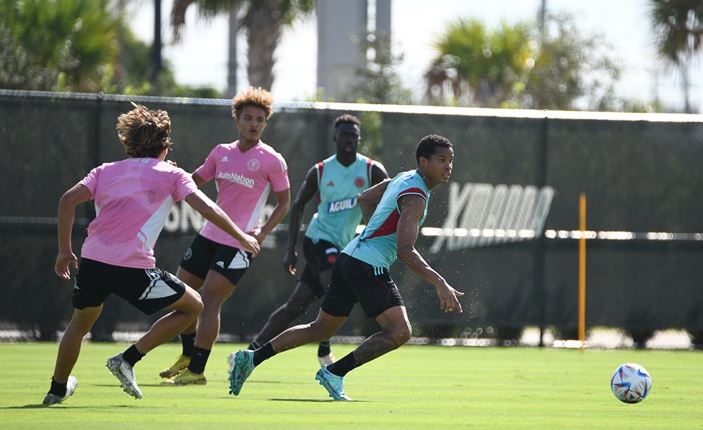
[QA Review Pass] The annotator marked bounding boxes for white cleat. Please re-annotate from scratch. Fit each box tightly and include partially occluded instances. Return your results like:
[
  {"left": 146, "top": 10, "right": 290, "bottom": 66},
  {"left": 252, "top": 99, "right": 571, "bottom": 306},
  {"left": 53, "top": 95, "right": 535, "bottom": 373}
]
[
  {"left": 42, "top": 376, "right": 78, "bottom": 406},
  {"left": 106, "top": 353, "right": 143, "bottom": 399}
]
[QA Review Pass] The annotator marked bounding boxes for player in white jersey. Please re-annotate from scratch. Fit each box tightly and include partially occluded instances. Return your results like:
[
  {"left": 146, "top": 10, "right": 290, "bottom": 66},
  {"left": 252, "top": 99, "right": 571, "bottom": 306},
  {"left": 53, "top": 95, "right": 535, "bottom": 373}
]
[
  {"left": 161, "top": 87, "right": 291, "bottom": 385},
  {"left": 247, "top": 114, "right": 388, "bottom": 366},
  {"left": 42, "top": 104, "right": 260, "bottom": 405},
  {"left": 229, "top": 135, "right": 464, "bottom": 401}
]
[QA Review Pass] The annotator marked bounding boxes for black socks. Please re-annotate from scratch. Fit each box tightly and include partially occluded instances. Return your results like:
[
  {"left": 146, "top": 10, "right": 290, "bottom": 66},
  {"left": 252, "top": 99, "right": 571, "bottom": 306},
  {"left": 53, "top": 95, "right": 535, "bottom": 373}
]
[
  {"left": 181, "top": 332, "right": 196, "bottom": 357},
  {"left": 188, "top": 347, "right": 211, "bottom": 374},
  {"left": 253, "top": 342, "right": 276, "bottom": 366},
  {"left": 123, "top": 344, "right": 144, "bottom": 367},
  {"left": 327, "top": 352, "right": 356, "bottom": 377},
  {"left": 317, "top": 340, "right": 331, "bottom": 357},
  {"left": 49, "top": 378, "right": 67, "bottom": 397}
]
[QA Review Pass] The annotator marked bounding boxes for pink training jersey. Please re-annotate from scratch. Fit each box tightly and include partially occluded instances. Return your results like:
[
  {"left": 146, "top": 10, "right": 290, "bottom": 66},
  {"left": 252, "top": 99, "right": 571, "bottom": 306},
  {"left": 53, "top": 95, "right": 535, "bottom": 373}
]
[
  {"left": 194, "top": 140, "right": 290, "bottom": 248},
  {"left": 79, "top": 158, "right": 198, "bottom": 269}
]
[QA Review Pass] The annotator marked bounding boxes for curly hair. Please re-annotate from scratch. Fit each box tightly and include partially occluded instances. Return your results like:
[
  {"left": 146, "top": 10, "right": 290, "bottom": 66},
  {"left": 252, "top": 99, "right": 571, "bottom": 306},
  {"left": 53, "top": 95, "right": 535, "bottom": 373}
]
[
  {"left": 415, "top": 134, "right": 453, "bottom": 163},
  {"left": 116, "top": 103, "right": 173, "bottom": 158},
  {"left": 231, "top": 87, "right": 274, "bottom": 120},
  {"left": 333, "top": 113, "right": 361, "bottom": 129}
]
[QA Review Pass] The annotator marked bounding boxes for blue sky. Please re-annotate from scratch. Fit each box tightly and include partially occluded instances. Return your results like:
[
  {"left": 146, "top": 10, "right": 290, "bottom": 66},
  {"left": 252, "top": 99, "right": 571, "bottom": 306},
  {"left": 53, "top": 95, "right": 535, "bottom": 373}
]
[{"left": 128, "top": 0, "right": 702, "bottom": 112}]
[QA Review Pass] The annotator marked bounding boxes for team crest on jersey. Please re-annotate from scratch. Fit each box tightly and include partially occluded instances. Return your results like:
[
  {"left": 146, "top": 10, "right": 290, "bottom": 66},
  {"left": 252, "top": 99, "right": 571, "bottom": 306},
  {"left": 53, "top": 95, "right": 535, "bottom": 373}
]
[
  {"left": 247, "top": 158, "right": 260, "bottom": 171},
  {"left": 327, "top": 197, "right": 358, "bottom": 213},
  {"left": 354, "top": 177, "right": 365, "bottom": 188}
]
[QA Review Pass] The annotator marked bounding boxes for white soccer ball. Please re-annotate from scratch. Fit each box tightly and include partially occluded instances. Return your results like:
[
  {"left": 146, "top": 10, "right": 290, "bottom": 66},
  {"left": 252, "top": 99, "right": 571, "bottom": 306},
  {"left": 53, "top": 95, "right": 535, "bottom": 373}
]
[{"left": 610, "top": 363, "right": 652, "bottom": 403}]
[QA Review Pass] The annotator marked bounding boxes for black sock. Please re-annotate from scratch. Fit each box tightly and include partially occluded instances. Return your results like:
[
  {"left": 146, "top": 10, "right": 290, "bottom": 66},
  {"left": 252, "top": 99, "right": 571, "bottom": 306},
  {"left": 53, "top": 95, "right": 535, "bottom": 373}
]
[
  {"left": 49, "top": 377, "right": 67, "bottom": 397},
  {"left": 123, "top": 344, "right": 144, "bottom": 367},
  {"left": 253, "top": 342, "right": 276, "bottom": 366},
  {"left": 188, "top": 347, "right": 210, "bottom": 374},
  {"left": 181, "top": 332, "right": 196, "bottom": 357},
  {"left": 327, "top": 352, "right": 356, "bottom": 377},
  {"left": 317, "top": 340, "right": 331, "bottom": 357},
  {"left": 248, "top": 340, "right": 260, "bottom": 351}
]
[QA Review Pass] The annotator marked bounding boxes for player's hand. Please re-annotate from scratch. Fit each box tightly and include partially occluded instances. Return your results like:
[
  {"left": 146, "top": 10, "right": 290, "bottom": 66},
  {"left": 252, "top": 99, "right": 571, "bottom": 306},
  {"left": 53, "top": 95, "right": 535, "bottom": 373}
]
[
  {"left": 55, "top": 251, "right": 77, "bottom": 280},
  {"left": 240, "top": 233, "right": 261, "bottom": 257},
  {"left": 283, "top": 249, "right": 298, "bottom": 276},
  {"left": 436, "top": 282, "right": 464, "bottom": 313}
]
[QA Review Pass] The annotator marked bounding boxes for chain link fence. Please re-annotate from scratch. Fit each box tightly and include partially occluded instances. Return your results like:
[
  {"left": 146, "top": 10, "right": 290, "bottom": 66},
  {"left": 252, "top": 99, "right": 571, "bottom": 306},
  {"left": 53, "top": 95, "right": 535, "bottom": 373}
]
[{"left": 2, "top": 90, "right": 702, "bottom": 347}]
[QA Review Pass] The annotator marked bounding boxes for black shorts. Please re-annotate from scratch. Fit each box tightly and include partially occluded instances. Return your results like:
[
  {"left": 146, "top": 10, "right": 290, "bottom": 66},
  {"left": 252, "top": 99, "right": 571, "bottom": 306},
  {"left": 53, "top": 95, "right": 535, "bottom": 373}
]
[
  {"left": 300, "top": 237, "right": 339, "bottom": 298},
  {"left": 73, "top": 258, "right": 187, "bottom": 315},
  {"left": 179, "top": 234, "right": 252, "bottom": 285},
  {"left": 321, "top": 253, "right": 404, "bottom": 318}
]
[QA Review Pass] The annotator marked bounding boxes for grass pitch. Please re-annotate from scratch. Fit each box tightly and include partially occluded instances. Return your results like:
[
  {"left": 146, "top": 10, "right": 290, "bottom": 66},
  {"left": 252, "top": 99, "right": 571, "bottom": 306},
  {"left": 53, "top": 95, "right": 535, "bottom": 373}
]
[{"left": 0, "top": 342, "right": 701, "bottom": 429}]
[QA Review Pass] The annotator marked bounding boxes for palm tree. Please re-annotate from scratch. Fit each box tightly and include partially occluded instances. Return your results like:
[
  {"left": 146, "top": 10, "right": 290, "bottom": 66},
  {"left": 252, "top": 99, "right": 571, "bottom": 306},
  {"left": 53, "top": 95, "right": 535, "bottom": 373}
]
[
  {"left": 425, "top": 18, "right": 534, "bottom": 107},
  {"left": 171, "top": 0, "right": 315, "bottom": 91},
  {"left": 649, "top": 0, "right": 703, "bottom": 113},
  {"left": 1, "top": 0, "right": 119, "bottom": 92}
]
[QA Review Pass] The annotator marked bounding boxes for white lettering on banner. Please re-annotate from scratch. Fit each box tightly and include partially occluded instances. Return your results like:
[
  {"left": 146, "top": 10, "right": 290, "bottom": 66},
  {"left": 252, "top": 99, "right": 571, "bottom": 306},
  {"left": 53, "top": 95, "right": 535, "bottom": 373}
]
[
  {"left": 164, "top": 202, "right": 277, "bottom": 248},
  {"left": 429, "top": 182, "right": 554, "bottom": 253}
]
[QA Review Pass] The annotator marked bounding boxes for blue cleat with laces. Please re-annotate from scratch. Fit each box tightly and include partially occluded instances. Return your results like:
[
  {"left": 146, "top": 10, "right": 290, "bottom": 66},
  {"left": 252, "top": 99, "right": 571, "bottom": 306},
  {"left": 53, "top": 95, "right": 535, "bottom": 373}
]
[
  {"left": 315, "top": 367, "right": 351, "bottom": 401},
  {"left": 228, "top": 350, "right": 255, "bottom": 396}
]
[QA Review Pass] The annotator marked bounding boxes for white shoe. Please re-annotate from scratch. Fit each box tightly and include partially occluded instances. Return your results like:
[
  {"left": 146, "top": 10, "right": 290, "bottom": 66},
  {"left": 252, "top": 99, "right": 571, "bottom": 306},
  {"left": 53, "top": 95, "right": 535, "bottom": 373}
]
[
  {"left": 106, "top": 353, "right": 143, "bottom": 399},
  {"left": 318, "top": 353, "right": 336, "bottom": 367},
  {"left": 42, "top": 376, "right": 78, "bottom": 406}
]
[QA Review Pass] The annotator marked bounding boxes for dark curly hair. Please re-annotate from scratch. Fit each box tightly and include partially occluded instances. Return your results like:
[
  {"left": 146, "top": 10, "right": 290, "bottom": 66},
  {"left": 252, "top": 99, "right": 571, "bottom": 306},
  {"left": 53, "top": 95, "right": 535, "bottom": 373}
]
[
  {"left": 116, "top": 103, "right": 173, "bottom": 158},
  {"left": 415, "top": 134, "right": 453, "bottom": 163}
]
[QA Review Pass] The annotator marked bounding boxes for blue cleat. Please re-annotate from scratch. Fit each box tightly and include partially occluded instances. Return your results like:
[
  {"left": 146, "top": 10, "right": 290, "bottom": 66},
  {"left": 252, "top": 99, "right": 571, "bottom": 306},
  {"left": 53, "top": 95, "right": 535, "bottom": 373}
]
[
  {"left": 228, "top": 350, "right": 255, "bottom": 396},
  {"left": 315, "top": 367, "right": 351, "bottom": 401}
]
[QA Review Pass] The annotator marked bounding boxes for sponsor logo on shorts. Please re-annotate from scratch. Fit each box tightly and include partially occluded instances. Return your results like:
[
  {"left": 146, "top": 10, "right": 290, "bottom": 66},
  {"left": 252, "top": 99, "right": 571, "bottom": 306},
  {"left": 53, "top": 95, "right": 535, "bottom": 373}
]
[
  {"left": 327, "top": 197, "right": 357, "bottom": 214},
  {"left": 216, "top": 261, "right": 225, "bottom": 268},
  {"left": 217, "top": 171, "right": 255, "bottom": 188},
  {"left": 183, "top": 248, "right": 193, "bottom": 260}
]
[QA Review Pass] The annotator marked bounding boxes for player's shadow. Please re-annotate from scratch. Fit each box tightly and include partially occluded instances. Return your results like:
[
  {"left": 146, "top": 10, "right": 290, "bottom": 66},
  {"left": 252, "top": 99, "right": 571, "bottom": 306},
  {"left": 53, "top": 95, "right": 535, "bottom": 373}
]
[
  {"left": 3, "top": 404, "right": 135, "bottom": 409},
  {"left": 269, "top": 398, "right": 367, "bottom": 403}
]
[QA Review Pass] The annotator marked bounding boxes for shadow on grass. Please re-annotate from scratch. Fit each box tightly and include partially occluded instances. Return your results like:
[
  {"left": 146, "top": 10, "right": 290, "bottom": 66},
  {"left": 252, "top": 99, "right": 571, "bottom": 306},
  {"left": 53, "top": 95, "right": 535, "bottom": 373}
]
[
  {"left": 269, "top": 398, "right": 368, "bottom": 403},
  {"left": 4, "top": 404, "right": 135, "bottom": 410}
]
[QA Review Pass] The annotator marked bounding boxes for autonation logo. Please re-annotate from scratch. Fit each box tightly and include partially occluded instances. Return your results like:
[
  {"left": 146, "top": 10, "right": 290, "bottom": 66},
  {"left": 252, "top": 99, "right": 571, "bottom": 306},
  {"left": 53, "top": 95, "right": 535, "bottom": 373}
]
[
  {"left": 429, "top": 182, "right": 554, "bottom": 253},
  {"left": 217, "top": 171, "right": 255, "bottom": 189}
]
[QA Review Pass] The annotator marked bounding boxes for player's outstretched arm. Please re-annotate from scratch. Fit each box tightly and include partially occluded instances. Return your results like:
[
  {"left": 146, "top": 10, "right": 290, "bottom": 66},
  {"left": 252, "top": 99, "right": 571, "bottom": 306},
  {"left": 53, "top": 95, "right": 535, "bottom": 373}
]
[
  {"left": 284, "top": 166, "right": 318, "bottom": 275},
  {"left": 358, "top": 178, "right": 391, "bottom": 223},
  {"left": 185, "top": 190, "right": 260, "bottom": 256},
  {"left": 396, "top": 195, "right": 464, "bottom": 313},
  {"left": 55, "top": 184, "right": 91, "bottom": 279}
]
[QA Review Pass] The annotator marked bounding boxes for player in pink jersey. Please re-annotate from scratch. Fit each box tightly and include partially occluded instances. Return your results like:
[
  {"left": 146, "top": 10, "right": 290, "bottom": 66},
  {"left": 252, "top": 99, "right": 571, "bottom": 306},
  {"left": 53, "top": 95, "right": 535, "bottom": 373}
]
[
  {"left": 42, "top": 104, "right": 260, "bottom": 406},
  {"left": 160, "top": 87, "right": 291, "bottom": 385}
]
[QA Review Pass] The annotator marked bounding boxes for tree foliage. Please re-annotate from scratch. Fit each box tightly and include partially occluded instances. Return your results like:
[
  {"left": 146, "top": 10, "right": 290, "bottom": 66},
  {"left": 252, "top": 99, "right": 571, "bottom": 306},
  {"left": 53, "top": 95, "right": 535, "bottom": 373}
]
[
  {"left": 649, "top": 0, "right": 703, "bottom": 112},
  {"left": 171, "top": 0, "right": 315, "bottom": 90},
  {"left": 344, "top": 31, "right": 413, "bottom": 105},
  {"left": 425, "top": 14, "right": 623, "bottom": 111}
]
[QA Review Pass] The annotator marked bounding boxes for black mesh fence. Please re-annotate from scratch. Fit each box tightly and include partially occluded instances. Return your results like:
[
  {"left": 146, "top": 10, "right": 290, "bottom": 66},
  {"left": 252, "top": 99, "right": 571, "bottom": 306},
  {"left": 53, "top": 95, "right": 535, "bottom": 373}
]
[{"left": 1, "top": 90, "right": 702, "bottom": 345}]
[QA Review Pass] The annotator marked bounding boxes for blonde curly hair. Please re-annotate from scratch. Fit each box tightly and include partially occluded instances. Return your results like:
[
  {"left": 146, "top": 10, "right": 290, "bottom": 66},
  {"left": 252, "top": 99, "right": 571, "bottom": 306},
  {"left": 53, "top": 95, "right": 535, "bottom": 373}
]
[
  {"left": 116, "top": 103, "right": 173, "bottom": 158},
  {"left": 231, "top": 87, "right": 273, "bottom": 120}
]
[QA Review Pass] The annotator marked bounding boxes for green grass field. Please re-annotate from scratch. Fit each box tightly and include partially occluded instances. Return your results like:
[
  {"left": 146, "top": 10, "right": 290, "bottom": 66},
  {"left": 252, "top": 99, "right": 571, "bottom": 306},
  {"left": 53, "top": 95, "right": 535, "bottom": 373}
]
[{"left": 1, "top": 342, "right": 701, "bottom": 429}]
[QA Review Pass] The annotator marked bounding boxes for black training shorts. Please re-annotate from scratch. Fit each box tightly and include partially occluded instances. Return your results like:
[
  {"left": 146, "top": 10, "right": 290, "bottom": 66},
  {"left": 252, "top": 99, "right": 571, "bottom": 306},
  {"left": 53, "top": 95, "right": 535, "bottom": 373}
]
[
  {"left": 321, "top": 253, "right": 404, "bottom": 318},
  {"left": 299, "top": 237, "right": 339, "bottom": 298},
  {"left": 179, "top": 234, "right": 252, "bottom": 285},
  {"left": 73, "top": 258, "right": 186, "bottom": 315}
]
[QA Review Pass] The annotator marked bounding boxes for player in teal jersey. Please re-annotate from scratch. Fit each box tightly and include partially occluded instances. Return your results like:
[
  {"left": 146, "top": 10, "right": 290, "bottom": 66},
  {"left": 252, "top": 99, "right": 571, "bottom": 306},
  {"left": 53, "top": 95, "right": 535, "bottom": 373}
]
[
  {"left": 230, "top": 134, "right": 463, "bottom": 400},
  {"left": 246, "top": 114, "right": 388, "bottom": 366}
]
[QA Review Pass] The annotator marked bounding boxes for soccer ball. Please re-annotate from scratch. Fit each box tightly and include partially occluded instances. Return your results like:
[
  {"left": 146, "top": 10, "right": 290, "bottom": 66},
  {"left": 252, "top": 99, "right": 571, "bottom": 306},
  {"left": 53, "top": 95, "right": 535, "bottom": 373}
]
[{"left": 610, "top": 363, "right": 652, "bottom": 404}]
